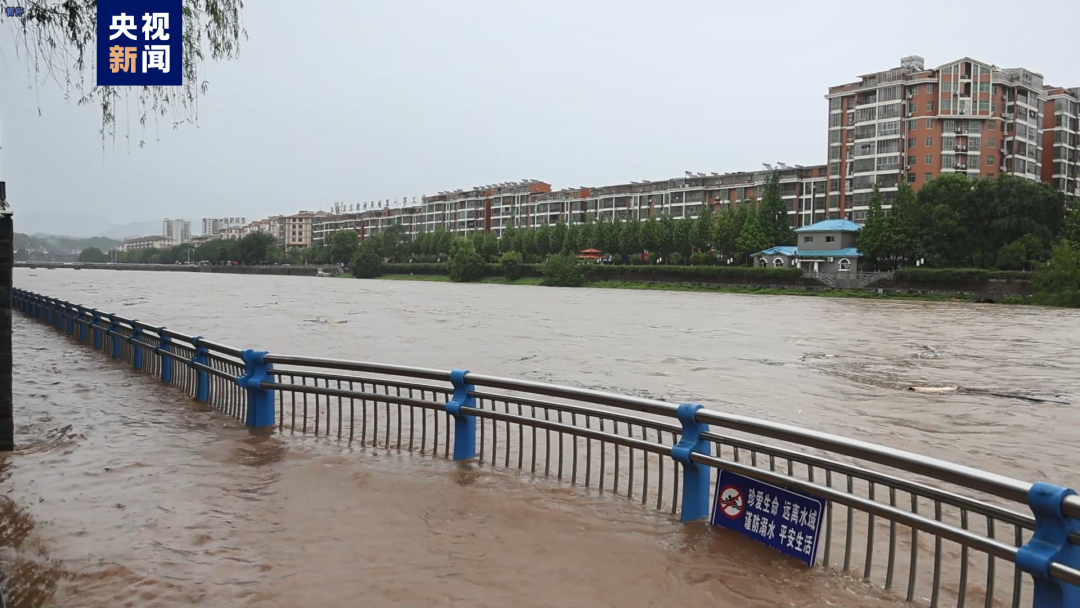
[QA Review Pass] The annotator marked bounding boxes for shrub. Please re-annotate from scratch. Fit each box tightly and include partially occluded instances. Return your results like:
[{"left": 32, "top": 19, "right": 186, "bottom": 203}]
[
  {"left": 1033, "top": 241, "right": 1080, "bottom": 308},
  {"left": 349, "top": 244, "right": 382, "bottom": 278},
  {"left": 498, "top": 251, "right": 523, "bottom": 280},
  {"left": 688, "top": 252, "right": 715, "bottom": 266},
  {"left": 668, "top": 252, "right": 683, "bottom": 265},
  {"left": 447, "top": 238, "right": 485, "bottom": 283},
  {"left": 540, "top": 252, "right": 586, "bottom": 287}
]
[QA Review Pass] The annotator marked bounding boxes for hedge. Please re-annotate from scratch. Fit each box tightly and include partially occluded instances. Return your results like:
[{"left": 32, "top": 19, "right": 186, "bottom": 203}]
[
  {"left": 380, "top": 262, "right": 802, "bottom": 283},
  {"left": 584, "top": 265, "right": 803, "bottom": 281},
  {"left": 892, "top": 268, "right": 1032, "bottom": 283}
]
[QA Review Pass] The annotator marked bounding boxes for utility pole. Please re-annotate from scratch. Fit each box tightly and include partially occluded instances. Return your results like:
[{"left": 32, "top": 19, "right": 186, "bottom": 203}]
[{"left": 1, "top": 181, "right": 14, "bottom": 451}]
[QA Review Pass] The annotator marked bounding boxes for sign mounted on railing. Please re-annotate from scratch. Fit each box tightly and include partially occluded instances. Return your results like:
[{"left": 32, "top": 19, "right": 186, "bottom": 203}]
[{"left": 710, "top": 469, "right": 825, "bottom": 567}]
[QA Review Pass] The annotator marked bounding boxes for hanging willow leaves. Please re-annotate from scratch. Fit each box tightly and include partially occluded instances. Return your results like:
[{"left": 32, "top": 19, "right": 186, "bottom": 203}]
[{"left": 4, "top": 0, "right": 245, "bottom": 147}]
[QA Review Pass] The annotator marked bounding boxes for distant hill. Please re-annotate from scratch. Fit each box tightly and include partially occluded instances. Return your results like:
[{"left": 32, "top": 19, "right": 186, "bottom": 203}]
[
  {"left": 16, "top": 232, "right": 122, "bottom": 254},
  {"left": 15, "top": 212, "right": 164, "bottom": 240}
]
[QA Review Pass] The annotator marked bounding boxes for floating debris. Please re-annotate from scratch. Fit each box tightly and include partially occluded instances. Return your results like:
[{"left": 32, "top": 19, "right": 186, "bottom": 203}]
[{"left": 908, "top": 386, "right": 1069, "bottom": 405}]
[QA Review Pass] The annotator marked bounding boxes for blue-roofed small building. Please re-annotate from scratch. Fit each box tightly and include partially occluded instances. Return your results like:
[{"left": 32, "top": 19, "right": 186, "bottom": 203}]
[{"left": 754, "top": 219, "right": 863, "bottom": 273}]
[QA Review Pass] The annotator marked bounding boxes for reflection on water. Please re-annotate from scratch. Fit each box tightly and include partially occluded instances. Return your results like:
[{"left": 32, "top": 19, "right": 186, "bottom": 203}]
[{"left": 5, "top": 269, "right": 1080, "bottom": 606}]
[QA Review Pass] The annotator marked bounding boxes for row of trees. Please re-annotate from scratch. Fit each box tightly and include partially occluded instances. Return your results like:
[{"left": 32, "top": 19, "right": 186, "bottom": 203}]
[
  {"left": 93, "top": 172, "right": 1080, "bottom": 276},
  {"left": 858, "top": 173, "right": 1077, "bottom": 271},
  {"left": 95, "top": 171, "right": 798, "bottom": 268}
]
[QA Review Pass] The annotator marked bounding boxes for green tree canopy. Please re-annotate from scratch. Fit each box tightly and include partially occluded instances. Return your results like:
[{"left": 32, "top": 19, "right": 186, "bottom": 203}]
[
  {"left": 758, "top": 171, "right": 795, "bottom": 247},
  {"left": 78, "top": 247, "right": 109, "bottom": 263},
  {"left": 328, "top": 230, "right": 359, "bottom": 265}
]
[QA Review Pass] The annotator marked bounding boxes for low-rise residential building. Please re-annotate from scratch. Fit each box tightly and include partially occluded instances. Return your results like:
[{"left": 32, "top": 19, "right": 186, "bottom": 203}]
[
  {"left": 120, "top": 235, "right": 175, "bottom": 251},
  {"left": 755, "top": 219, "right": 863, "bottom": 273}
]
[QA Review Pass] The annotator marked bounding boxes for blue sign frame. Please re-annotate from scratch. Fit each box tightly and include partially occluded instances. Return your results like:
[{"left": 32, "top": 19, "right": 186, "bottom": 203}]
[
  {"left": 96, "top": 0, "right": 182, "bottom": 87},
  {"left": 710, "top": 469, "right": 826, "bottom": 566}
]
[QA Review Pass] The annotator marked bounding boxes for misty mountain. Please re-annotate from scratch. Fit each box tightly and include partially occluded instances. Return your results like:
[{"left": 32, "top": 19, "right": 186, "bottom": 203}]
[{"left": 14, "top": 212, "right": 167, "bottom": 240}]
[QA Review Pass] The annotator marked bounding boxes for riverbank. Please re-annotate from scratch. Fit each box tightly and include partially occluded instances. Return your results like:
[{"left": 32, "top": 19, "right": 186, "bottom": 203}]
[{"left": 338, "top": 273, "right": 1014, "bottom": 303}]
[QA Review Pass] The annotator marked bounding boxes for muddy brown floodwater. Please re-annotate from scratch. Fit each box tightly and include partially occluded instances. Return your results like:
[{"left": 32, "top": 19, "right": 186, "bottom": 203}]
[{"left": 3, "top": 269, "right": 1079, "bottom": 607}]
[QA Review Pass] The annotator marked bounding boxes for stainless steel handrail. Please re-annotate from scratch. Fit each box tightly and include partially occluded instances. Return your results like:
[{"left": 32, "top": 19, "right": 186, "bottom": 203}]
[
  {"left": 262, "top": 354, "right": 450, "bottom": 383},
  {"left": 465, "top": 373, "right": 681, "bottom": 418},
  {"left": 694, "top": 409, "right": 1033, "bottom": 505}
]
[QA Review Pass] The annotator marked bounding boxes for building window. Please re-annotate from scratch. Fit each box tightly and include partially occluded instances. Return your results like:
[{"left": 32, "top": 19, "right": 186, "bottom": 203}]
[
  {"left": 830, "top": 114, "right": 842, "bottom": 127},
  {"left": 969, "top": 136, "right": 981, "bottom": 149},
  {"left": 773, "top": 258, "right": 785, "bottom": 268},
  {"left": 925, "top": 172, "right": 932, "bottom": 182},
  {"left": 825, "top": 236, "right": 836, "bottom": 243},
  {"left": 989, "top": 121, "right": 996, "bottom": 130},
  {"left": 758, "top": 258, "right": 767, "bottom": 268},
  {"left": 838, "top": 258, "right": 851, "bottom": 271},
  {"left": 988, "top": 155, "right": 996, "bottom": 166},
  {"left": 803, "top": 236, "right": 814, "bottom": 243},
  {"left": 925, "top": 118, "right": 935, "bottom": 129},
  {"left": 927, "top": 101, "right": 934, "bottom": 112},
  {"left": 926, "top": 137, "right": 934, "bottom": 147},
  {"left": 908, "top": 137, "right": 917, "bottom": 149},
  {"left": 909, "top": 85, "right": 919, "bottom": 95},
  {"left": 908, "top": 173, "right": 917, "bottom": 184},
  {"left": 988, "top": 138, "right": 996, "bottom": 148},
  {"left": 926, "top": 155, "right": 934, "bottom": 165},
  {"left": 908, "top": 155, "right": 916, "bottom": 167}
]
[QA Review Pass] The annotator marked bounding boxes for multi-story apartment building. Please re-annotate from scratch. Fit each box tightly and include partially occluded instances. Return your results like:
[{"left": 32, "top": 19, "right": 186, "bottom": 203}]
[
  {"left": 1042, "top": 86, "right": 1080, "bottom": 198},
  {"left": 826, "top": 55, "right": 1071, "bottom": 222},
  {"left": 201, "top": 217, "right": 246, "bottom": 236},
  {"left": 162, "top": 218, "right": 191, "bottom": 244}
]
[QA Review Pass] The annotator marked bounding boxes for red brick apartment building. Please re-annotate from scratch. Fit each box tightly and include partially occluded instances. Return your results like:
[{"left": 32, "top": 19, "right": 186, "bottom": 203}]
[{"left": 827, "top": 55, "right": 1079, "bottom": 223}]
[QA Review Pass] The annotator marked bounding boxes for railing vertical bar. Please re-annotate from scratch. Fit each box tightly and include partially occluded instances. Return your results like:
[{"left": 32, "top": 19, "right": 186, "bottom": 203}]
[
  {"left": 958, "top": 508, "right": 969, "bottom": 608},
  {"left": 503, "top": 401, "right": 510, "bottom": 469},
  {"left": 1011, "top": 526, "right": 1022, "bottom": 608},
  {"left": 844, "top": 474, "right": 854, "bottom": 571},
  {"left": 886, "top": 486, "right": 897, "bottom": 590},
  {"left": 931, "top": 500, "right": 943, "bottom": 608},
  {"left": 556, "top": 410, "right": 564, "bottom": 481},
  {"left": 640, "top": 426, "right": 649, "bottom": 506},
  {"left": 907, "top": 494, "right": 919, "bottom": 603},
  {"left": 864, "top": 481, "right": 876, "bottom": 580},
  {"left": 984, "top": 517, "right": 995, "bottom": 608},
  {"left": 584, "top": 415, "right": 592, "bottom": 487},
  {"left": 395, "top": 386, "right": 403, "bottom": 450},
  {"left": 570, "top": 412, "right": 578, "bottom": 486},
  {"left": 824, "top": 469, "right": 833, "bottom": 566}
]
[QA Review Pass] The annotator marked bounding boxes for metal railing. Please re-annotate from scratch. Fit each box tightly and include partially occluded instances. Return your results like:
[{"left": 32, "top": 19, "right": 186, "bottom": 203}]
[{"left": 11, "top": 288, "right": 1080, "bottom": 608}]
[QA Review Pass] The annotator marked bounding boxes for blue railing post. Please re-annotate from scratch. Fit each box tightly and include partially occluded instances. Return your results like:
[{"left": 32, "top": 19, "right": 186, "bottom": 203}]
[
  {"left": 445, "top": 369, "right": 477, "bottom": 461},
  {"left": 130, "top": 322, "right": 143, "bottom": 371},
  {"left": 239, "top": 349, "right": 276, "bottom": 427},
  {"left": 156, "top": 328, "right": 172, "bottom": 384},
  {"left": 1016, "top": 483, "right": 1080, "bottom": 608},
  {"left": 77, "top": 307, "right": 87, "bottom": 342},
  {"left": 54, "top": 301, "right": 63, "bottom": 330},
  {"left": 91, "top": 310, "right": 103, "bottom": 350},
  {"left": 65, "top": 303, "right": 75, "bottom": 336},
  {"left": 109, "top": 316, "right": 121, "bottom": 359},
  {"left": 672, "top": 403, "right": 713, "bottom": 522},
  {"left": 190, "top": 336, "right": 209, "bottom": 402}
]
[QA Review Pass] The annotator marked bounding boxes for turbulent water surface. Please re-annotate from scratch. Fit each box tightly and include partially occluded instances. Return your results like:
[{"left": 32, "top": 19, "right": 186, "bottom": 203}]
[{"left": 3, "top": 268, "right": 1078, "bottom": 607}]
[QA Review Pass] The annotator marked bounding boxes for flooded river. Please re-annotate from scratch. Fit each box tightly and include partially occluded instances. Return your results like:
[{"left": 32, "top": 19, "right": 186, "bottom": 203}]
[{"left": 3, "top": 269, "right": 1079, "bottom": 606}]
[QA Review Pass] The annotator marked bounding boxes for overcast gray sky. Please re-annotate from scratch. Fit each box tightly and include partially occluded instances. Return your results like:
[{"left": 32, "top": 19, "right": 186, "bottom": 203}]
[{"left": 2, "top": 0, "right": 1078, "bottom": 230}]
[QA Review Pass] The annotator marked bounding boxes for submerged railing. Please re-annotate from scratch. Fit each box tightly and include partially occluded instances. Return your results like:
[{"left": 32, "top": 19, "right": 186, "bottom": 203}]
[{"left": 11, "top": 287, "right": 1080, "bottom": 608}]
